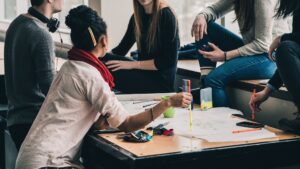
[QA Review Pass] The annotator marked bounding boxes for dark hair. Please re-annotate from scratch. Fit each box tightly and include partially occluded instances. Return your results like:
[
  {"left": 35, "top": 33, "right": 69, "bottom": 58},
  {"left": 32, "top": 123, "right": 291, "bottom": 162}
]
[
  {"left": 234, "top": 0, "right": 255, "bottom": 34},
  {"left": 30, "top": 0, "right": 44, "bottom": 6},
  {"left": 65, "top": 5, "right": 107, "bottom": 51},
  {"left": 275, "top": 0, "right": 300, "bottom": 18}
]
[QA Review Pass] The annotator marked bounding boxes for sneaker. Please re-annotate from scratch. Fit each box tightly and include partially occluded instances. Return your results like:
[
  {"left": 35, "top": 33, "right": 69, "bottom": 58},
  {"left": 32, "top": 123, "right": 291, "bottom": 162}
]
[{"left": 279, "top": 112, "right": 300, "bottom": 135}]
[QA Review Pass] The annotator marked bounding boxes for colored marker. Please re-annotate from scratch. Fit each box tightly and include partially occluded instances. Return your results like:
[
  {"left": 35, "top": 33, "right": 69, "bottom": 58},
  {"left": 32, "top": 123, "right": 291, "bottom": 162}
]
[
  {"left": 251, "top": 89, "right": 256, "bottom": 120},
  {"left": 182, "top": 79, "right": 193, "bottom": 130},
  {"left": 232, "top": 128, "right": 262, "bottom": 134}
]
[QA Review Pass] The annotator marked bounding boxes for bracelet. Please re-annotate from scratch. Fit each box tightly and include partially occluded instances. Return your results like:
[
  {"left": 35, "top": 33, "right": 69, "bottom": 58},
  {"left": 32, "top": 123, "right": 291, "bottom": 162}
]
[
  {"left": 150, "top": 108, "right": 154, "bottom": 121},
  {"left": 224, "top": 52, "right": 227, "bottom": 62}
]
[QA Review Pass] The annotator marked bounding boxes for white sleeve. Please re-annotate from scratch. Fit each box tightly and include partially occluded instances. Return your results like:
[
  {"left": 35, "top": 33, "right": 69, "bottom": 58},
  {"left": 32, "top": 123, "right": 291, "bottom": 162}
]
[
  {"left": 238, "top": 0, "right": 276, "bottom": 56},
  {"left": 86, "top": 75, "right": 128, "bottom": 128},
  {"left": 200, "top": 0, "right": 235, "bottom": 22}
]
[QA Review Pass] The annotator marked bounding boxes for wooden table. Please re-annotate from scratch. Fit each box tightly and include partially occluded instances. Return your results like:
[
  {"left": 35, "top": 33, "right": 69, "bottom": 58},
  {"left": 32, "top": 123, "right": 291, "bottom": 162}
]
[
  {"left": 177, "top": 60, "right": 201, "bottom": 78},
  {"left": 82, "top": 124, "right": 300, "bottom": 169}
]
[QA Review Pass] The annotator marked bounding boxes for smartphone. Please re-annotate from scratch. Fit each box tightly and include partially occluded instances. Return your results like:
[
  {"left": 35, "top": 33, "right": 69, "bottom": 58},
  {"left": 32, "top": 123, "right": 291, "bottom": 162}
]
[{"left": 236, "top": 121, "right": 264, "bottom": 128}]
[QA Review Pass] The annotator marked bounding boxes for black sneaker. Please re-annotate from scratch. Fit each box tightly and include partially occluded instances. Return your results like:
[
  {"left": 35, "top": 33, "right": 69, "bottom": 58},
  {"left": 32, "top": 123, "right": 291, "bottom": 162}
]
[{"left": 279, "top": 112, "right": 300, "bottom": 135}]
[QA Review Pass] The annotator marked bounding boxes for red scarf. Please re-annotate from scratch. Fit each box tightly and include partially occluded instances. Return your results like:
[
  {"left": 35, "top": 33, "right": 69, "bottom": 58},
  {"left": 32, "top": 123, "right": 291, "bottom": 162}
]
[{"left": 68, "top": 47, "right": 115, "bottom": 89}]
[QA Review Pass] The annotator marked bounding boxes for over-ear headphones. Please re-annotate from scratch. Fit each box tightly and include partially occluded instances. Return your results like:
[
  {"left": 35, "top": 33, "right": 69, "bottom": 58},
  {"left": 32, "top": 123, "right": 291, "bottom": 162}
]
[{"left": 28, "top": 7, "right": 60, "bottom": 33}]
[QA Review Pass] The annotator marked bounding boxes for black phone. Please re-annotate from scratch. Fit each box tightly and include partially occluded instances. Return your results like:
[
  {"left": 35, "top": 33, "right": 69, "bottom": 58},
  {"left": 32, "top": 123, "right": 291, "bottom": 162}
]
[{"left": 236, "top": 121, "right": 264, "bottom": 128}]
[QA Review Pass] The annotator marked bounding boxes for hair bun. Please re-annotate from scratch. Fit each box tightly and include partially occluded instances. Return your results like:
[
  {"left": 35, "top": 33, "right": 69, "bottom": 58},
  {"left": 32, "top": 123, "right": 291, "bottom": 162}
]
[{"left": 65, "top": 5, "right": 98, "bottom": 30}]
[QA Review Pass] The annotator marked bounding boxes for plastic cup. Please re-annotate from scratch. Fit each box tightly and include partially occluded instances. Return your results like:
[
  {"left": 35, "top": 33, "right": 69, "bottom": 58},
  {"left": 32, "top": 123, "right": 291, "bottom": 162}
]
[{"left": 161, "top": 96, "right": 175, "bottom": 118}]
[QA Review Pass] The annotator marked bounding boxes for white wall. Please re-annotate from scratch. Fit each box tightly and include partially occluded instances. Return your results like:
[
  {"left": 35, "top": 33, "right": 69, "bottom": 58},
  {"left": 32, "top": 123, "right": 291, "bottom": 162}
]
[{"left": 101, "top": 0, "right": 134, "bottom": 53}]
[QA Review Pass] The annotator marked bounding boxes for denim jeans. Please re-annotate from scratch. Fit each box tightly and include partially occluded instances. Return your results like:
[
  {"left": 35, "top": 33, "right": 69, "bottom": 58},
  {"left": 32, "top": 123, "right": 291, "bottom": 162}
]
[
  {"left": 276, "top": 41, "right": 300, "bottom": 111},
  {"left": 181, "top": 22, "right": 277, "bottom": 107}
]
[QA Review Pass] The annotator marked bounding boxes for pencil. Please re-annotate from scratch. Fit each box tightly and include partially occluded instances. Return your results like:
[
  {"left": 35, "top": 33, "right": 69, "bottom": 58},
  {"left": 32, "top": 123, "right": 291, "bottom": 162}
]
[
  {"left": 232, "top": 128, "right": 262, "bottom": 134},
  {"left": 143, "top": 103, "right": 157, "bottom": 108}
]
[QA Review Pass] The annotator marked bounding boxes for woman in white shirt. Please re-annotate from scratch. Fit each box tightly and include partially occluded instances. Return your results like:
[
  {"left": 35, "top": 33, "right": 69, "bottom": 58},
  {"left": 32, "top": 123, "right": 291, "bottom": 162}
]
[{"left": 15, "top": 5, "right": 192, "bottom": 169}]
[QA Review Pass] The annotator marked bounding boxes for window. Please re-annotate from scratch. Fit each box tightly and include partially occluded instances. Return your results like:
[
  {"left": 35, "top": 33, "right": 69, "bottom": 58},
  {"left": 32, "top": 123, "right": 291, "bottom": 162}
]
[
  {"left": 0, "top": 0, "right": 100, "bottom": 45},
  {"left": 0, "top": 0, "right": 29, "bottom": 21},
  {"left": 169, "top": 0, "right": 219, "bottom": 45},
  {"left": 58, "top": 0, "right": 86, "bottom": 30}
]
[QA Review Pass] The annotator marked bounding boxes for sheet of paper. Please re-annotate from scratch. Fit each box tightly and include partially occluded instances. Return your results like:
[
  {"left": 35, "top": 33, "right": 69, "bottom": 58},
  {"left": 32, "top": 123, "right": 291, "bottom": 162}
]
[
  {"left": 120, "top": 101, "right": 277, "bottom": 142},
  {"left": 121, "top": 100, "right": 159, "bottom": 115},
  {"left": 117, "top": 93, "right": 175, "bottom": 101}
]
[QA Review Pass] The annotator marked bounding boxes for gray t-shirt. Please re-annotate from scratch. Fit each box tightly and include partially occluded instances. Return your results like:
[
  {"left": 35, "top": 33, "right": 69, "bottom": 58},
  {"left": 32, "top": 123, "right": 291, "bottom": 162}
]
[{"left": 4, "top": 14, "right": 55, "bottom": 127}]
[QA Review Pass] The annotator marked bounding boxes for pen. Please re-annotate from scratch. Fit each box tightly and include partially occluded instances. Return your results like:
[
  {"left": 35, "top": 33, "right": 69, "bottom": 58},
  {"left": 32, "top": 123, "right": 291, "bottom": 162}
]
[
  {"left": 143, "top": 102, "right": 157, "bottom": 108},
  {"left": 232, "top": 128, "right": 262, "bottom": 134}
]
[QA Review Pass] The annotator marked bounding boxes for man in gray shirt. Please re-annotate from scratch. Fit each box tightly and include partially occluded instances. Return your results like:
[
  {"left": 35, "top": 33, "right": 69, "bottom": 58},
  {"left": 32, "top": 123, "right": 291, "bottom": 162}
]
[{"left": 4, "top": 0, "right": 63, "bottom": 150}]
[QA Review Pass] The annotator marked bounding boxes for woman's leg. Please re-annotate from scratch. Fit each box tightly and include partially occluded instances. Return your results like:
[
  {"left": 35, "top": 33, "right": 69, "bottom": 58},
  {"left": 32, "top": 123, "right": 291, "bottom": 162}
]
[
  {"left": 276, "top": 41, "right": 300, "bottom": 111},
  {"left": 204, "top": 54, "right": 276, "bottom": 107},
  {"left": 100, "top": 53, "right": 172, "bottom": 93}
]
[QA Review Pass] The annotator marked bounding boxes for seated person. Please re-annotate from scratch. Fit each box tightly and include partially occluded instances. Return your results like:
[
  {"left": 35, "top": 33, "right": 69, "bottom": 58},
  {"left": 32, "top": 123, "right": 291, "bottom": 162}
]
[
  {"left": 15, "top": 5, "right": 192, "bottom": 169},
  {"left": 250, "top": 0, "right": 300, "bottom": 134},
  {"left": 101, "top": 0, "right": 179, "bottom": 94},
  {"left": 189, "top": 0, "right": 290, "bottom": 107}
]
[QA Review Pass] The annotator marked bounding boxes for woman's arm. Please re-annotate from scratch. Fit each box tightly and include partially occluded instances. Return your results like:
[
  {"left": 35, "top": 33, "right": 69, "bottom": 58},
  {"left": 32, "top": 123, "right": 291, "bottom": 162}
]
[
  {"left": 200, "top": 0, "right": 235, "bottom": 22},
  {"left": 87, "top": 73, "right": 192, "bottom": 132},
  {"left": 118, "top": 92, "right": 192, "bottom": 133},
  {"left": 111, "top": 15, "right": 136, "bottom": 56},
  {"left": 236, "top": 0, "right": 276, "bottom": 58},
  {"left": 106, "top": 8, "right": 179, "bottom": 71}
]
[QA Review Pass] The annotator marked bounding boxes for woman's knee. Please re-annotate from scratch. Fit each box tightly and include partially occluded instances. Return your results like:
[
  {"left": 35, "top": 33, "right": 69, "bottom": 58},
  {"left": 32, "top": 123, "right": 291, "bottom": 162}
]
[
  {"left": 204, "top": 73, "right": 225, "bottom": 88},
  {"left": 276, "top": 41, "right": 299, "bottom": 62}
]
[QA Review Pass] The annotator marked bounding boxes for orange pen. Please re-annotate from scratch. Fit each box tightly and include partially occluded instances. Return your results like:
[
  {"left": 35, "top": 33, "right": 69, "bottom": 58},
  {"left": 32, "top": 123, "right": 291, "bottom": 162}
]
[
  {"left": 251, "top": 89, "right": 256, "bottom": 120},
  {"left": 232, "top": 128, "right": 262, "bottom": 134}
]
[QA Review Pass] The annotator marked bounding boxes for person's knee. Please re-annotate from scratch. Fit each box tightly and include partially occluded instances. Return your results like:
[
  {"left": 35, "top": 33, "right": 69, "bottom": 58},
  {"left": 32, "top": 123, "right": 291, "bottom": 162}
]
[
  {"left": 276, "top": 41, "right": 298, "bottom": 62},
  {"left": 204, "top": 74, "right": 224, "bottom": 88}
]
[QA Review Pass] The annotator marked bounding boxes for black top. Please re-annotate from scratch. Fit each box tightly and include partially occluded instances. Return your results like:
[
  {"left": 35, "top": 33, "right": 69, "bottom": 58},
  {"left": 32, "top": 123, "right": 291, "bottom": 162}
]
[
  {"left": 112, "top": 7, "right": 179, "bottom": 91},
  {"left": 268, "top": 8, "right": 300, "bottom": 89}
]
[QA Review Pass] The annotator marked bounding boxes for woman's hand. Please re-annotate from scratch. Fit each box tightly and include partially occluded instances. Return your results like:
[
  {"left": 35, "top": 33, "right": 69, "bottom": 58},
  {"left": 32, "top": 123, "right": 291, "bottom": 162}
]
[
  {"left": 191, "top": 14, "right": 207, "bottom": 41},
  {"left": 168, "top": 92, "right": 193, "bottom": 108},
  {"left": 268, "top": 35, "right": 282, "bottom": 61},
  {"left": 198, "top": 42, "right": 225, "bottom": 62},
  {"left": 105, "top": 60, "right": 136, "bottom": 72},
  {"left": 249, "top": 88, "right": 271, "bottom": 112}
]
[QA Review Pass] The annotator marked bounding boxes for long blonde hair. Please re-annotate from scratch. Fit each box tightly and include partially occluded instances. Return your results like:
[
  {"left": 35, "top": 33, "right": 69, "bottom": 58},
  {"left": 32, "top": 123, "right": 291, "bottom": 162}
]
[{"left": 133, "top": 0, "right": 176, "bottom": 53}]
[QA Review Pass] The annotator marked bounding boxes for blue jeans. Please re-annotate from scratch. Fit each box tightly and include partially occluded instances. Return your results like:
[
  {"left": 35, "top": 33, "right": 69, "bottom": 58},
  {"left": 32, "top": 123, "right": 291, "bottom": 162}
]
[{"left": 187, "top": 22, "right": 276, "bottom": 107}]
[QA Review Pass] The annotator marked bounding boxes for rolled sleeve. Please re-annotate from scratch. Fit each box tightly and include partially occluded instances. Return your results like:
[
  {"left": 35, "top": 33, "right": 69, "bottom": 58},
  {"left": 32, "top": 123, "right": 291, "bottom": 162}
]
[
  {"left": 200, "top": 0, "right": 234, "bottom": 22},
  {"left": 86, "top": 75, "right": 129, "bottom": 128}
]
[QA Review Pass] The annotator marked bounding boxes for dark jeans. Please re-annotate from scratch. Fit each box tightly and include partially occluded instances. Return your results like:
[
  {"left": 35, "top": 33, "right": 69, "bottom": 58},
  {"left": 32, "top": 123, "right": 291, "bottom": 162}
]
[
  {"left": 181, "top": 22, "right": 276, "bottom": 107},
  {"left": 8, "top": 124, "right": 32, "bottom": 150},
  {"left": 276, "top": 41, "right": 300, "bottom": 111},
  {"left": 101, "top": 53, "right": 174, "bottom": 93}
]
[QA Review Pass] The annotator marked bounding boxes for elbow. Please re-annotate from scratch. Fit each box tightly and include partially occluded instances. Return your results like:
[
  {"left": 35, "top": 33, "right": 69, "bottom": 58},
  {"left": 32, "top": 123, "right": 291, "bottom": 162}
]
[
  {"left": 117, "top": 117, "right": 139, "bottom": 133},
  {"left": 255, "top": 39, "right": 270, "bottom": 53},
  {"left": 154, "top": 59, "right": 176, "bottom": 71}
]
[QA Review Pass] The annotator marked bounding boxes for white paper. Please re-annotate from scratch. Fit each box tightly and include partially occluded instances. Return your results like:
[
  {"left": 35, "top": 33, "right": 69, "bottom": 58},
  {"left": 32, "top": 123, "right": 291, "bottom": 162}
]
[
  {"left": 120, "top": 102, "right": 277, "bottom": 142},
  {"left": 117, "top": 93, "right": 175, "bottom": 101}
]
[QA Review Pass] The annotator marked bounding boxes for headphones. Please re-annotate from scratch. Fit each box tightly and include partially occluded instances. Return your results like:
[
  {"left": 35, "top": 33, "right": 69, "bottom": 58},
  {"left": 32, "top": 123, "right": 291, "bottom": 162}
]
[{"left": 28, "top": 7, "right": 60, "bottom": 33}]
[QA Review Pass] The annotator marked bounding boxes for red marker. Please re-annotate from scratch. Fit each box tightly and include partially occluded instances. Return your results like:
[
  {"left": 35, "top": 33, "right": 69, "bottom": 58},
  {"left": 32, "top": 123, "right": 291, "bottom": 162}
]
[
  {"left": 251, "top": 89, "right": 256, "bottom": 120},
  {"left": 232, "top": 128, "right": 262, "bottom": 134}
]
